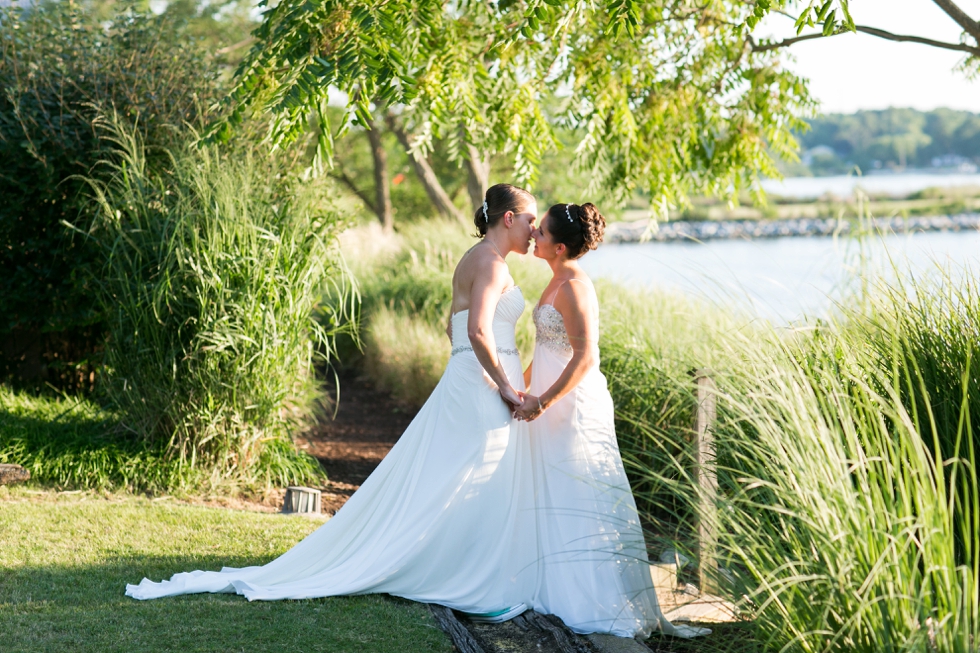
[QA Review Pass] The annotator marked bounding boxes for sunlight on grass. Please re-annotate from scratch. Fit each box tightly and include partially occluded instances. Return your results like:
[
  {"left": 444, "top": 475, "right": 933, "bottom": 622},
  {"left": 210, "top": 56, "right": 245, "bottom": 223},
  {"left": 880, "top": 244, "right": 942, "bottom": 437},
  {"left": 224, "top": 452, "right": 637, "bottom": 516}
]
[{"left": 0, "top": 492, "right": 452, "bottom": 653}]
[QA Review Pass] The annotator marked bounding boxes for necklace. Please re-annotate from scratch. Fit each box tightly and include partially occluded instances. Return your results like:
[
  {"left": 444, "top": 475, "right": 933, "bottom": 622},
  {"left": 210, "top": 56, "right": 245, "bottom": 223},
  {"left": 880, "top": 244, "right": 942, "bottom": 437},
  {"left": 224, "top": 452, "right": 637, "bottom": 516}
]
[{"left": 485, "top": 237, "right": 504, "bottom": 260}]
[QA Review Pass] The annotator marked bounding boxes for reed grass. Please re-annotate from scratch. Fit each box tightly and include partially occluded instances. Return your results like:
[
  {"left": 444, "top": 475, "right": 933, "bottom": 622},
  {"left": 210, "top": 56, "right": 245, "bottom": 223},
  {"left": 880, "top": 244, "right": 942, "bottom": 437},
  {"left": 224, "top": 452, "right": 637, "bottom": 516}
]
[
  {"left": 80, "top": 119, "right": 354, "bottom": 490},
  {"left": 713, "top": 325, "right": 979, "bottom": 652}
]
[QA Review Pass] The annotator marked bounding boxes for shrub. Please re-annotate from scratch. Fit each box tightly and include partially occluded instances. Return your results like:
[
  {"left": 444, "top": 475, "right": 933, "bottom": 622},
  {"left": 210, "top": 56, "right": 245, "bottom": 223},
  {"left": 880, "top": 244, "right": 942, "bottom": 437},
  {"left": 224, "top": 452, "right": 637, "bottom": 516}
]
[
  {"left": 363, "top": 306, "right": 449, "bottom": 407},
  {"left": 82, "top": 121, "right": 351, "bottom": 489},
  {"left": 0, "top": 2, "right": 221, "bottom": 387}
]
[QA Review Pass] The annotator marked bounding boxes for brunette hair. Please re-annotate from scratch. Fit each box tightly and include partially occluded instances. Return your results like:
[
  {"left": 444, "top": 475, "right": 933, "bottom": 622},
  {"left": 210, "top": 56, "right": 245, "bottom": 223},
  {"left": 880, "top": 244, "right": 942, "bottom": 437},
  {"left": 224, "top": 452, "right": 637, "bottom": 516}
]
[
  {"left": 545, "top": 202, "right": 606, "bottom": 259},
  {"left": 474, "top": 183, "right": 535, "bottom": 237}
]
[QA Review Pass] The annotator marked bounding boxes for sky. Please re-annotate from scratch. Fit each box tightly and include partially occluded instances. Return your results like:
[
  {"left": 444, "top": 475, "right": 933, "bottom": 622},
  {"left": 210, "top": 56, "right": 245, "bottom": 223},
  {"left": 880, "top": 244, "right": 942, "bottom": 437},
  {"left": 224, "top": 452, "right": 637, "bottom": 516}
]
[{"left": 757, "top": 0, "right": 980, "bottom": 113}]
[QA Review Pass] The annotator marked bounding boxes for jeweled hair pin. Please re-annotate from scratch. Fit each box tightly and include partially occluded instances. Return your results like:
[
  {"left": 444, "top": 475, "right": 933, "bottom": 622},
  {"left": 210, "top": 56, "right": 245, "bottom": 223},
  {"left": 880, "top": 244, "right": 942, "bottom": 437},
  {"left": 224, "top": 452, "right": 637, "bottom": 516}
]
[
  {"left": 482, "top": 200, "right": 489, "bottom": 223},
  {"left": 565, "top": 204, "right": 574, "bottom": 223}
]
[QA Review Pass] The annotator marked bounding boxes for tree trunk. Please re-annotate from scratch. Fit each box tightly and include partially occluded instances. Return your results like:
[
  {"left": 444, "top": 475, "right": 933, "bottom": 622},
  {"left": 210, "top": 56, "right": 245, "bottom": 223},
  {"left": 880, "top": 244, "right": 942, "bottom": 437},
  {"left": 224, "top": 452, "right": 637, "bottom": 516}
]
[
  {"left": 366, "top": 113, "right": 394, "bottom": 233},
  {"left": 386, "top": 114, "right": 467, "bottom": 225},
  {"left": 465, "top": 144, "right": 490, "bottom": 215}
]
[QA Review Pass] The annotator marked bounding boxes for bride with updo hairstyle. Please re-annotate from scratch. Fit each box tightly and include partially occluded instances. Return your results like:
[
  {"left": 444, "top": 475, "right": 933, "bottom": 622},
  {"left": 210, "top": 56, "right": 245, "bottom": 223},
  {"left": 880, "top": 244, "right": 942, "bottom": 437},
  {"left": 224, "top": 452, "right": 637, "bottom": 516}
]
[
  {"left": 128, "top": 183, "right": 542, "bottom": 625},
  {"left": 536, "top": 202, "right": 606, "bottom": 259},
  {"left": 515, "top": 202, "right": 709, "bottom": 639},
  {"left": 473, "top": 183, "right": 535, "bottom": 237}
]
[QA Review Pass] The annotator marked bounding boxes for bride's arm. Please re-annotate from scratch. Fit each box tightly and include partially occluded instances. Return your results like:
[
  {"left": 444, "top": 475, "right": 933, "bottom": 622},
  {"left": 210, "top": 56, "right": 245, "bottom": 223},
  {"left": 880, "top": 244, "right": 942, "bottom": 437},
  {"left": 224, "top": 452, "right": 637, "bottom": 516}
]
[
  {"left": 523, "top": 361, "right": 533, "bottom": 388},
  {"left": 516, "top": 282, "right": 597, "bottom": 420},
  {"left": 467, "top": 260, "right": 522, "bottom": 408}
]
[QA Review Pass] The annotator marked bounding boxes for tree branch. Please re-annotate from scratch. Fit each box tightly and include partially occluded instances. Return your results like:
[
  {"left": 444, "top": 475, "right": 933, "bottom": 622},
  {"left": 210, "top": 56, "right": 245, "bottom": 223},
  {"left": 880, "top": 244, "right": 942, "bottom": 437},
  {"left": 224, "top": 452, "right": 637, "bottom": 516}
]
[
  {"left": 329, "top": 163, "right": 377, "bottom": 215},
  {"left": 931, "top": 0, "right": 980, "bottom": 46},
  {"left": 386, "top": 114, "right": 466, "bottom": 224},
  {"left": 751, "top": 24, "right": 980, "bottom": 56},
  {"left": 215, "top": 37, "right": 257, "bottom": 56}
]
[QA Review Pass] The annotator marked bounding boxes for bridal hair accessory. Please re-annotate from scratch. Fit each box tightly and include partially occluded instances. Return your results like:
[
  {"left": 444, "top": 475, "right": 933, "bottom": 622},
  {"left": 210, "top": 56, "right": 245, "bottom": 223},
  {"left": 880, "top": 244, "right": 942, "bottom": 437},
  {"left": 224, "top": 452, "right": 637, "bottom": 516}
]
[
  {"left": 482, "top": 200, "right": 489, "bottom": 223},
  {"left": 565, "top": 204, "right": 573, "bottom": 223}
]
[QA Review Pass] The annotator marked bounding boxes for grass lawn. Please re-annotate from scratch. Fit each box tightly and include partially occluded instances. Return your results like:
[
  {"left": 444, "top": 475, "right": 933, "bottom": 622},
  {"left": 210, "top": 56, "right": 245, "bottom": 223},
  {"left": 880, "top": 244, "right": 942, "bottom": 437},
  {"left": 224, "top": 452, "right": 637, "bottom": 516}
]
[{"left": 0, "top": 489, "right": 453, "bottom": 653}]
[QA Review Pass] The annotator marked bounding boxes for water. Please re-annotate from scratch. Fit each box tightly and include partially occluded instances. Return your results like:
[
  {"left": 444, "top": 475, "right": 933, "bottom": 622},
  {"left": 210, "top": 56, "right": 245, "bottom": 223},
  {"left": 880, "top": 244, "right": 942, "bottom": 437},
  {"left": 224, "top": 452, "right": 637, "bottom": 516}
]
[
  {"left": 581, "top": 230, "right": 980, "bottom": 323},
  {"left": 760, "top": 173, "right": 980, "bottom": 199}
]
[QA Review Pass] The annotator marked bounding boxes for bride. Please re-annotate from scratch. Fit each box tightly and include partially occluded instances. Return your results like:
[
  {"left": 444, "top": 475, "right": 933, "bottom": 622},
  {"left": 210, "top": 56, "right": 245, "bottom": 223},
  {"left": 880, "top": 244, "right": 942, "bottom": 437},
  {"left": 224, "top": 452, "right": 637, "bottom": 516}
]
[
  {"left": 127, "top": 183, "right": 538, "bottom": 621},
  {"left": 515, "top": 202, "right": 709, "bottom": 638}
]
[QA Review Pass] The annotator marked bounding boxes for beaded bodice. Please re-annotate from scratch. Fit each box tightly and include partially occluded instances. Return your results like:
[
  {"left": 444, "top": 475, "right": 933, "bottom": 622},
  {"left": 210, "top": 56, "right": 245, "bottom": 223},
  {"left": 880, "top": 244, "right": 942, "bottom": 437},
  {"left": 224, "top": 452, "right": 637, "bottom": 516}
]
[
  {"left": 450, "top": 285, "right": 524, "bottom": 358},
  {"left": 533, "top": 304, "right": 573, "bottom": 355}
]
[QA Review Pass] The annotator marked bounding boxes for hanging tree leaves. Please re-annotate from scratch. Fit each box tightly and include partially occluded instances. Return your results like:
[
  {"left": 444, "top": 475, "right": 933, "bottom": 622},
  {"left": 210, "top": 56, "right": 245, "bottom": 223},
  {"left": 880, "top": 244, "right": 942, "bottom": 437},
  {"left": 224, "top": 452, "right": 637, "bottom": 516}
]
[{"left": 213, "top": 0, "right": 823, "bottom": 211}]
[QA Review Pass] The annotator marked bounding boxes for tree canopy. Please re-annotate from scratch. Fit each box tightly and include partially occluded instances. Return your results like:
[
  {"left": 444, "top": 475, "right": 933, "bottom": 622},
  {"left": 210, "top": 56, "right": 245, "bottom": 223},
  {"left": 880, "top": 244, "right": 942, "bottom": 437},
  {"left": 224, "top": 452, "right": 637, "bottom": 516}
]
[
  {"left": 215, "top": 0, "right": 816, "bottom": 212},
  {"left": 214, "top": 0, "right": 980, "bottom": 212}
]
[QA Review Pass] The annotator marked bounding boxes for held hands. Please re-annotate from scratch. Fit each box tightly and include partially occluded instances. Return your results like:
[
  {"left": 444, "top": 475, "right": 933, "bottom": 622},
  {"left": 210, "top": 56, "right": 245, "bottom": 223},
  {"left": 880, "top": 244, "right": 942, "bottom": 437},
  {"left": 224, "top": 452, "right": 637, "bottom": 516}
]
[
  {"left": 499, "top": 385, "right": 524, "bottom": 411},
  {"left": 514, "top": 394, "right": 545, "bottom": 422}
]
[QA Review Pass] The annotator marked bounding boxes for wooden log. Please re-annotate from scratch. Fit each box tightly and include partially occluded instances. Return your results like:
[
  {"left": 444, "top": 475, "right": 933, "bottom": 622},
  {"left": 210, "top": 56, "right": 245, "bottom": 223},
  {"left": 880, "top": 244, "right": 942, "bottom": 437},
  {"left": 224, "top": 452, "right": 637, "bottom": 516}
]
[
  {"left": 693, "top": 369, "right": 719, "bottom": 595},
  {"left": 281, "top": 486, "right": 321, "bottom": 514},
  {"left": 521, "top": 612, "right": 598, "bottom": 653},
  {"left": 428, "top": 604, "right": 486, "bottom": 653},
  {"left": 0, "top": 464, "right": 30, "bottom": 485}
]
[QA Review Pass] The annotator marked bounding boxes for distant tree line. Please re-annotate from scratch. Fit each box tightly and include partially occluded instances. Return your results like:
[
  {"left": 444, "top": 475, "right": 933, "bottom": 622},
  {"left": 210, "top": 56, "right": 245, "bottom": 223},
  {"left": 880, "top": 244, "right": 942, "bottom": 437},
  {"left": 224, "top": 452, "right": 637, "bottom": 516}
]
[{"left": 790, "top": 108, "right": 980, "bottom": 176}]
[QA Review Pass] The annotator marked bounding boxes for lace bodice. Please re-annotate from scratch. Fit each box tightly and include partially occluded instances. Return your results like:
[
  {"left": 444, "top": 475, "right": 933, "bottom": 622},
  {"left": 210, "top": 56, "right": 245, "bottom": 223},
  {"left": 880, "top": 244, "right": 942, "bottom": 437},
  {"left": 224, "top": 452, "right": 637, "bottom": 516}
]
[{"left": 532, "top": 304, "right": 573, "bottom": 355}]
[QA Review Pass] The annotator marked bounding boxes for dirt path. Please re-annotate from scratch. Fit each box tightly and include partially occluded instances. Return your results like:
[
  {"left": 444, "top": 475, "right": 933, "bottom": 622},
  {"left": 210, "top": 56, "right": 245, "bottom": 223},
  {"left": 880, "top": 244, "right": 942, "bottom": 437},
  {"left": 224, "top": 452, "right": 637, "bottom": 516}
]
[{"left": 297, "top": 372, "right": 417, "bottom": 514}]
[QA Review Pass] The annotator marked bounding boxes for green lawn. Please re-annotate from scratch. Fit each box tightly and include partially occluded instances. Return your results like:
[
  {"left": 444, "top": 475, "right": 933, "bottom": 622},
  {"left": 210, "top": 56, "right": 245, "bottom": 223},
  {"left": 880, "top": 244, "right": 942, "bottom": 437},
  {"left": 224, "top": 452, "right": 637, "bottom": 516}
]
[{"left": 0, "top": 489, "right": 453, "bottom": 653}]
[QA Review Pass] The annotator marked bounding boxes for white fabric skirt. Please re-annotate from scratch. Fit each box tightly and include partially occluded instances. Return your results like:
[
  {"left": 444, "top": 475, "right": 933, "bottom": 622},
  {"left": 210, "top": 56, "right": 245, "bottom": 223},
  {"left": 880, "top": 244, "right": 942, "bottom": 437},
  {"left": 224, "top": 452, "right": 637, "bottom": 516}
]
[{"left": 127, "top": 349, "right": 536, "bottom": 613}]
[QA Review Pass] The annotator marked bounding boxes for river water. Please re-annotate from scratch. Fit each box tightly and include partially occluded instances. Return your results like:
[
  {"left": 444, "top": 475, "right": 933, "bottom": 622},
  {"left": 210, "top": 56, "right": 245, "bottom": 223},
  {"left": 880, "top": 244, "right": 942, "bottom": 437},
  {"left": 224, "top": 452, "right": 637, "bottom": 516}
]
[
  {"left": 760, "top": 172, "right": 980, "bottom": 199},
  {"left": 581, "top": 230, "right": 980, "bottom": 323}
]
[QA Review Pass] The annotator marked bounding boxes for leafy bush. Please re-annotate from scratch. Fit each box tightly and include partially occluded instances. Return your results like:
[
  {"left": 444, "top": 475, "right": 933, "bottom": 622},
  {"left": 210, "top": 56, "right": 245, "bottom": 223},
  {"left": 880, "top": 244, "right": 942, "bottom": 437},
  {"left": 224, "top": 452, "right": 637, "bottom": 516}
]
[
  {"left": 82, "top": 121, "right": 351, "bottom": 489},
  {"left": 0, "top": 2, "right": 221, "bottom": 386}
]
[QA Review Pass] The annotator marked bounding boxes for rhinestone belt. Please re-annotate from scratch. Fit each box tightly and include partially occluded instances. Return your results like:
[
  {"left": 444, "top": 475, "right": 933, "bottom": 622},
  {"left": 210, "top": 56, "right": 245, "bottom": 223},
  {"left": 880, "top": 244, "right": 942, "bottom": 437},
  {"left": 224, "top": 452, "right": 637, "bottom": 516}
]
[{"left": 451, "top": 345, "right": 520, "bottom": 357}]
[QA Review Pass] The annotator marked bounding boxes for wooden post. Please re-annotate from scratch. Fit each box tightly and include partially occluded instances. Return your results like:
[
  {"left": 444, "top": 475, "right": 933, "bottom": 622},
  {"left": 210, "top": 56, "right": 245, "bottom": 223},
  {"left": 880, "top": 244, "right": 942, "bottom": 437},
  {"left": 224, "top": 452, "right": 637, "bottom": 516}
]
[
  {"left": 282, "top": 486, "right": 322, "bottom": 514},
  {"left": 693, "top": 369, "right": 719, "bottom": 595},
  {"left": 0, "top": 464, "right": 30, "bottom": 485}
]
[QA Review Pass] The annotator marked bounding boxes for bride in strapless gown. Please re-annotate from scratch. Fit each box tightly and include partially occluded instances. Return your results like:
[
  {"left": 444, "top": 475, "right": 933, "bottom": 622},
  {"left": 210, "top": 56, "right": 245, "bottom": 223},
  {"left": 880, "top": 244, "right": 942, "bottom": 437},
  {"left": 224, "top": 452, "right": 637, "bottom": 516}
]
[
  {"left": 517, "top": 202, "right": 709, "bottom": 639},
  {"left": 127, "top": 185, "right": 540, "bottom": 617}
]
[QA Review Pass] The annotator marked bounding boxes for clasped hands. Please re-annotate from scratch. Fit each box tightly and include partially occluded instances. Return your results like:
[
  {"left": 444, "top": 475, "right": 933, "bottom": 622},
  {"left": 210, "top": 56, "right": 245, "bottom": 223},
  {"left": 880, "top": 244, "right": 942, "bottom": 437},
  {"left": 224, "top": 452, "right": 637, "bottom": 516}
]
[{"left": 500, "top": 387, "right": 545, "bottom": 422}]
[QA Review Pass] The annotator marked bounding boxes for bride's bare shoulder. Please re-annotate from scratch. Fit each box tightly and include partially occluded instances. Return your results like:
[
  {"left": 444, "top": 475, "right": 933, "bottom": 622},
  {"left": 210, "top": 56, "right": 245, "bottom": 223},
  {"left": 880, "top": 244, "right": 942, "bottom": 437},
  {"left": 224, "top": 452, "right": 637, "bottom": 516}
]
[
  {"left": 553, "top": 276, "right": 597, "bottom": 312},
  {"left": 455, "top": 242, "right": 507, "bottom": 282}
]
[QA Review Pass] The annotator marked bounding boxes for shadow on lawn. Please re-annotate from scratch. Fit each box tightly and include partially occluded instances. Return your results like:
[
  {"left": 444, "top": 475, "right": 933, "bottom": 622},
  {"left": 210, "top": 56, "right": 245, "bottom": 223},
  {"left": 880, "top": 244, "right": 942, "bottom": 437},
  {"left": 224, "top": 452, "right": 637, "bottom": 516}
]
[{"left": 0, "top": 397, "right": 193, "bottom": 491}]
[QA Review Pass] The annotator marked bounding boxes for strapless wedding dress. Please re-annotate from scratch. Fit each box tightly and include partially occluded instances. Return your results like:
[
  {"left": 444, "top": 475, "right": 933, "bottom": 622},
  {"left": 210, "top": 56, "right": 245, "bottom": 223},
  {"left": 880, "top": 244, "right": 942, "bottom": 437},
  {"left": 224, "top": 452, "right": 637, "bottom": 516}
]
[
  {"left": 127, "top": 287, "right": 536, "bottom": 613},
  {"left": 527, "top": 291, "right": 708, "bottom": 638}
]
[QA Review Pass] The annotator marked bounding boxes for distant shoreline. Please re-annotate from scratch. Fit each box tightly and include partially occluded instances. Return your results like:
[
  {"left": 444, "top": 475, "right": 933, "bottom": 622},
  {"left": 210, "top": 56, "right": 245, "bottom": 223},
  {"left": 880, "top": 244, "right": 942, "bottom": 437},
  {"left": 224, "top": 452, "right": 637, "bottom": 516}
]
[{"left": 604, "top": 213, "right": 980, "bottom": 244}]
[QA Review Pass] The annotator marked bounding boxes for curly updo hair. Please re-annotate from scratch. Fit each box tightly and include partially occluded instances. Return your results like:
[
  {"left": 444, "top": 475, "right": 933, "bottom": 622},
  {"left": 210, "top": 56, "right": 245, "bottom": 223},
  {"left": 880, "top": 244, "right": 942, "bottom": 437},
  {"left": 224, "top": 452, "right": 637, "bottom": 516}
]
[
  {"left": 546, "top": 202, "right": 606, "bottom": 259},
  {"left": 474, "top": 183, "right": 535, "bottom": 237}
]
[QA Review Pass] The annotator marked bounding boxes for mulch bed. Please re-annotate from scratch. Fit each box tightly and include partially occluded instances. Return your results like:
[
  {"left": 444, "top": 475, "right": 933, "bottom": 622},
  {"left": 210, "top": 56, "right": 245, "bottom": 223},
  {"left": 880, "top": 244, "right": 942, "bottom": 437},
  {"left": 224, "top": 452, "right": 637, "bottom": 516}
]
[{"left": 298, "top": 372, "right": 417, "bottom": 514}]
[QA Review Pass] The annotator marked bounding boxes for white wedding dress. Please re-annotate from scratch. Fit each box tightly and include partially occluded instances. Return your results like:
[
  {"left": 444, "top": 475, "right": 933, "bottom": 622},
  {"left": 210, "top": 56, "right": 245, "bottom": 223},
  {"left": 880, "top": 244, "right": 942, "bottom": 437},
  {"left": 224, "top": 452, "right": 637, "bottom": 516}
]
[
  {"left": 127, "top": 286, "right": 537, "bottom": 613},
  {"left": 526, "top": 281, "right": 708, "bottom": 638}
]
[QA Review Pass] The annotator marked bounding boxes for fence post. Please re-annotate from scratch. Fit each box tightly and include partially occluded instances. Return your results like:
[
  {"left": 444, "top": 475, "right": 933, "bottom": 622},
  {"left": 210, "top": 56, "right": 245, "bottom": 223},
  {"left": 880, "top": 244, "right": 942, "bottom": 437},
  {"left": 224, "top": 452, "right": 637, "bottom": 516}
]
[{"left": 693, "top": 368, "right": 719, "bottom": 595}]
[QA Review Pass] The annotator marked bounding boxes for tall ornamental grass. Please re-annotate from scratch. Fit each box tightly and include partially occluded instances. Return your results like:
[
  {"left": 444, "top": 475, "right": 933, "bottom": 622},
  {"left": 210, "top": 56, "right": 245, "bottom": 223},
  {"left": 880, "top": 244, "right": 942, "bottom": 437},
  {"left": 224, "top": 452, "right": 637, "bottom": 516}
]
[
  {"left": 714, "top": 324, "right": 978, "bottom": 652},
  {"left": 82, "top": 122, "right": 353, "bottom": 490},
  {"left": 0, "top": 386, "right": 192, "bottom": 492},
  {"left": 614, "top": 268, "right": 980, "bottom": 652}
]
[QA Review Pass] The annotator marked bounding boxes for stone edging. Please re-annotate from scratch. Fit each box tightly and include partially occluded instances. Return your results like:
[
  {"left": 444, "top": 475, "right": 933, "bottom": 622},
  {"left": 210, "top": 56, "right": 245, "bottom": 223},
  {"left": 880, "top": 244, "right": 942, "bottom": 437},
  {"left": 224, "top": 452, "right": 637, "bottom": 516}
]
[{"left": 604, "top": 213, "right": 980, "bottom": 244}]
